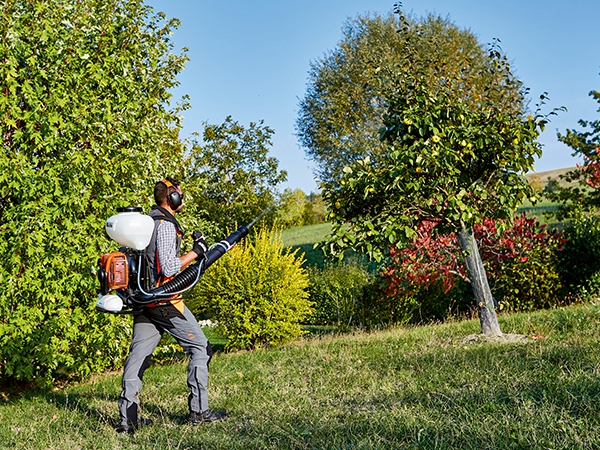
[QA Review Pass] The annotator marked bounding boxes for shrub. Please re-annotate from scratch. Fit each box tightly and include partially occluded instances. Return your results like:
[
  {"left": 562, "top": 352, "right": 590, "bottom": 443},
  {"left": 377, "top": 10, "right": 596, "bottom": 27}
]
[
  {"left": 382, "top": 214, "right": 565, "bottom": 321},
  {"left": 557, "top": 211, "right": 600, "bottom": 298},
  {"left": 379, "top": 279, "right": 475, "bottom": 326},
  {"left": 0, "top": 0, "right": 186, "bottom": 385},
  {"left": 187, "top": 227, "right": 312, "bottom": 350},
  {"left": 477, "top": 215, "right": 564, "bottom": 311},
  {"left": 306, "top": 261, "right": 375, "bottom": 327}
]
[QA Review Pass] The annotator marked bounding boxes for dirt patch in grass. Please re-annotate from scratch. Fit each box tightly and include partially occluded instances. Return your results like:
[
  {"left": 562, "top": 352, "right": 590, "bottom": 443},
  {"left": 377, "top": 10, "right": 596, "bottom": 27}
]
[{"left": 461, "top": 333, "right": 530, "bottom": 345}]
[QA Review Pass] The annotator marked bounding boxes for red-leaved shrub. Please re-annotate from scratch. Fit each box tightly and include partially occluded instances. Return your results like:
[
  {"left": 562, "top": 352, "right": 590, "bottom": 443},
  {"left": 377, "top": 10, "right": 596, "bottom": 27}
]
[{"left": 383, "top": 214, "right": 564, "bottom": 315}]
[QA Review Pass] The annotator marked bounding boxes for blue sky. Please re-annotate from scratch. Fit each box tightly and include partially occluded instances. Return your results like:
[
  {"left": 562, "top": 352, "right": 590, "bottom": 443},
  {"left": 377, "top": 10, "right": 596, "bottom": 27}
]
[{"left": 146, "top": 0, "right": 600, "bottom": 194}]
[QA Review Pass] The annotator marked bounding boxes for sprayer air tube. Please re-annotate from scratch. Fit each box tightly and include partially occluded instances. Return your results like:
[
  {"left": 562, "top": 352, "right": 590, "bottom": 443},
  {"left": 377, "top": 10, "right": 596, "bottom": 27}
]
[
  {"left": 155, "top": 262, "right": 203, "bottom": 294},
  {"left": 150, "top": 225, "right": 249, "bottom": 297}
]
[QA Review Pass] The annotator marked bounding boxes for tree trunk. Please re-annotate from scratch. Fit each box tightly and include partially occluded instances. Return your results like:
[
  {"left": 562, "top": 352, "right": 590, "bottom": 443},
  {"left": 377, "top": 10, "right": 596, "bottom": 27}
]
[{"left": 457, "top": 224, "right": 502, "bottom": 336}]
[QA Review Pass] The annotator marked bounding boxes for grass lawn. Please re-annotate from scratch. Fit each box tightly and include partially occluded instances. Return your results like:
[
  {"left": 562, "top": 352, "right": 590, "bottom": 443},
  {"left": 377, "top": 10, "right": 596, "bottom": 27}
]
[{"left": 2, "top": 302, "right": 600, "bottom": 449}]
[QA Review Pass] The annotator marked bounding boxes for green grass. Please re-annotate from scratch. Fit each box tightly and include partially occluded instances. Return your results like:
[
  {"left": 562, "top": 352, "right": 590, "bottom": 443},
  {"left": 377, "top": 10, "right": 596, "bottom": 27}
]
[
  {"left": 280, "top": 223, "right": 333, "bottom": 247},
  {"left": 281, "top": 222, "right": 332, "bottom": 267},
  {"left": 3, "top": 302, "right": 600, "bottom": 449}
]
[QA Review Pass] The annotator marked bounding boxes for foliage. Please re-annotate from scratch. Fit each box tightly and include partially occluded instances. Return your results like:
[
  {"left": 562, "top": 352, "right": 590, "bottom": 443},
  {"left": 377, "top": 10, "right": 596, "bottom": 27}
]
[
  {"left": 540, "top": 87, "right": 600, "bottom": 296},
  {"left": 183, "top": 116, "right": 287, "bottom": 238},
  {"left": 0, "top": 0, "right": 189, "bottom": 384},
  {"left": 302, "top": 192, "right": 328, "bottom": 226},
  {"left": 389, "top": 280, "right": 475, "bottom": 326},
  {"left": 543, "top": 88, "right": 600, "bottom": 219},
  {"left": 296, "top": 9, "right": 521, "bottom": 189},
  {"left": 323, "top": 61, "right": 546, "bottom": 260},
  {"left": 305, "top": 261, "right": 375, "bottom": 327},
  {"left": 556, "top": 210, "right": 600, "bottom": 298},
  {"left": 384, "top": 220, "right": 460, "bottom": 295},
  {"left": 527, "top": 173, "right": 544, "bottom": 193},
  {"left": 477, "top": 216, "right": 564, "bottom": 311},
  {"left": 384, "top": 214, "right": 564, "bottom": 315},
  {"left": 277, "top": 189, "right": 327, "bottom": 229},
  {"left": 277, "top": 188, "right": 307, "bottom": 229},
  {"left": 187, "top": 227, "right": 312, "bottom": 350}
]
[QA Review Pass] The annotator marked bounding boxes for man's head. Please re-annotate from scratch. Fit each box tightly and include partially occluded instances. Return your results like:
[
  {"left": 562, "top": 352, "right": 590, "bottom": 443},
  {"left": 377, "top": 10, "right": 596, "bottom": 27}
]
[{"left": 155, "top": 177, "right": 184, "bottom": 212}]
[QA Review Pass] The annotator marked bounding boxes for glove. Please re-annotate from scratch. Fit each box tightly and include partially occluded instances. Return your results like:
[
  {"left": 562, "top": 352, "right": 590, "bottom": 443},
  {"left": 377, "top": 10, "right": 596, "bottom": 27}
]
[{"left": 191, "top": 231, "right": 208, "bottom": 259}]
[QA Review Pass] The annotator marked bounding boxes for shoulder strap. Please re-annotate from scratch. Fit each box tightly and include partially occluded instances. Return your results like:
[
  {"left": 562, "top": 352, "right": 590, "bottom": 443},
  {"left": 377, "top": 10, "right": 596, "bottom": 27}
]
[
  {"left": 146, "top": 206, "right": 183, "bottom": 287},
  {"left": 150, "top": 205, "right": 184, "bottom": 233}
]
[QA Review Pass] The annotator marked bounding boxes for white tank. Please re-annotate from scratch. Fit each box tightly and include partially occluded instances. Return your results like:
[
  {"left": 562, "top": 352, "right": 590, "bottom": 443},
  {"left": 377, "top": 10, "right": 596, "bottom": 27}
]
[
  {"left": 96, "top": 294, "right": 124, "bottom": 313},
  {"left": 105, "top": 207, "right": 155, "bottom": 250}
]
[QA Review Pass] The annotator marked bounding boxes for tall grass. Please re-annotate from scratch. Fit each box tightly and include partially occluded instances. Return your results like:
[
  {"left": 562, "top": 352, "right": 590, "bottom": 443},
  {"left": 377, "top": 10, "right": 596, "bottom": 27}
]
[{"left": 2, "top": 302, "right": 600, "bottom": 449}]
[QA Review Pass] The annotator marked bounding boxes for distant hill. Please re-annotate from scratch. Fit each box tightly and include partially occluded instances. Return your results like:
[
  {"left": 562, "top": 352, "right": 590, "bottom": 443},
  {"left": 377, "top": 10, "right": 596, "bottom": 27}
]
[
  {"left": 526, "top": 166, "right": 578, "bottom": 189},
  {"left": 526, "top": 166, "right": 575, "bottom": 180}
]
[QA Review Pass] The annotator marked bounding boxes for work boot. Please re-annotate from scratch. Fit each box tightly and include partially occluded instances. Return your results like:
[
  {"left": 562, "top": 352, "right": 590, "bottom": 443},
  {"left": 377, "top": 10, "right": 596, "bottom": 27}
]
[
  {"left": 187, "top": 409, "right": 227, "bottom": 425},
  {"left": 116, "top": 417, "right": 154, "bottom": 434}
]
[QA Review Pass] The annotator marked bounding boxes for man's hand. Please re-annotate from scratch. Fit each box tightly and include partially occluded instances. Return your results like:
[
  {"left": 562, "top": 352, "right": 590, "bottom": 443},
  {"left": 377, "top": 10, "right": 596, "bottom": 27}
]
[{"left": 192, "top": 231, "right": 208, "bottom": 259}]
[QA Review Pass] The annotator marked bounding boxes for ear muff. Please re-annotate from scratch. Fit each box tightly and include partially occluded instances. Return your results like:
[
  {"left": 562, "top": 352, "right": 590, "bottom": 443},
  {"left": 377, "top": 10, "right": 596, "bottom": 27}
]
[{"left": 161, "top": 179, "right": 183, "bottom": 209}]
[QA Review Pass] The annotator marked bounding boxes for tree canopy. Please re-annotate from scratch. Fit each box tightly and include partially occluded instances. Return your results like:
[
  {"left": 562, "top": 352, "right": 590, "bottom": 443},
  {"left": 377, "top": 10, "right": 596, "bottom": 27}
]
[
  {"left": 296, "top": 9, "right": 512, "bottom": 189},
  {"left": 183, "top": 116, "right": 287, "bottom": 236}
]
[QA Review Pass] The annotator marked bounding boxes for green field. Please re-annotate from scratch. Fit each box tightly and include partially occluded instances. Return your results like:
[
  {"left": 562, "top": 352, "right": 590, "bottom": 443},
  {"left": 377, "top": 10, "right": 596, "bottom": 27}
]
[
  {"left": 1, "top": 167, "right": 588, "bottom": 449},
  {"left": 2, "top": 302, "right": 600, "bottom": 449},
  {"left": 281, "top": 222, "right": 332, "bottom": 267}
]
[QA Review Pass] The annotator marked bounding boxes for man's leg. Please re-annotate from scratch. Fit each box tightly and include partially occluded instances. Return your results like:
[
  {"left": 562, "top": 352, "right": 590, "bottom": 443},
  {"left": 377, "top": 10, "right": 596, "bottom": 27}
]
[
  {"left": 167, "top": 305, "right": 212, "bottom": 414},
  {"left": 117, "top": 317, "right": 162, "bottom": 431}
]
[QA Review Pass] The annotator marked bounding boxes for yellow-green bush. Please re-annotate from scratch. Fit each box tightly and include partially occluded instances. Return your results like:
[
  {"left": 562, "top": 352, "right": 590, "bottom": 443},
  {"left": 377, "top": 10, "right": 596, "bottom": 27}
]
[{"left": 187, "top": 227, "right": 312, "bottom": 350}]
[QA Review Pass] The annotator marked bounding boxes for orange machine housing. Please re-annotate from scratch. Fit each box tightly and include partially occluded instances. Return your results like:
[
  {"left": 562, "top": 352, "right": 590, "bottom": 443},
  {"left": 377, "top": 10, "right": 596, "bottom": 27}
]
[{"left": 100, "top": 252, "right": 129, "bottom": 290}]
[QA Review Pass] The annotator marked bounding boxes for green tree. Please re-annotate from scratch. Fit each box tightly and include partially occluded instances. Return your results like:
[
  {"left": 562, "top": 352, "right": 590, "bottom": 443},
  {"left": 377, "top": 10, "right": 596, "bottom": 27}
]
[
  {"left": 296, "top": 9, "right": 501, "bottom": 188},
  {"left": 302, "top": 192, "right": 327, "bottom": 226},
  {"left": 184, "top": 116, "right": 287, "bottom": 237},
  {"left": 278, "top": 188, "right": 308, "bottom": 229},
  {"left": 0, "top": 0, "right": 188, "bottom": 383},
  {"left": 323, "top": 8, "right": 550, "bottom": 336},
  {"left": 276, "top": 189, "right": 327, "bottom": 229}
]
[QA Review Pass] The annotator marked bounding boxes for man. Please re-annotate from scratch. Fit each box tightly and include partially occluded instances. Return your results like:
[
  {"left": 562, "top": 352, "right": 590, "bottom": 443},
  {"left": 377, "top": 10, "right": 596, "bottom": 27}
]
[{"left": 117, "top": 177, "right": 226, "bottom": 433}]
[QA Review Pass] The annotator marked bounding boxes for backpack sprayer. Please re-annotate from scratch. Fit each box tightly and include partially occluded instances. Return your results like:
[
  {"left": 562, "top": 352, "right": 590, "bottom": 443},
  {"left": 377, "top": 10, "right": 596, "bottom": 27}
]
[{"left": 96, "top": 206, "right": 271, "bottom": 314}]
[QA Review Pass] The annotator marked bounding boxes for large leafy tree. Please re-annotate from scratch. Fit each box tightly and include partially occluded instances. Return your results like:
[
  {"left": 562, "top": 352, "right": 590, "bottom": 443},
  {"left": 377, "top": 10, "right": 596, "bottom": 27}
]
[
  {"left": 296, "top": 9, "right": 502, "bottom": 188},
  {"left": 0, "top": 0, "right": 188, "bottom": 383},
  {"left": 323, "top": 7, "right": 550, "bottom": 335},
  {"left": 183, "top": 116, "right": 287, "bottom": 236}
]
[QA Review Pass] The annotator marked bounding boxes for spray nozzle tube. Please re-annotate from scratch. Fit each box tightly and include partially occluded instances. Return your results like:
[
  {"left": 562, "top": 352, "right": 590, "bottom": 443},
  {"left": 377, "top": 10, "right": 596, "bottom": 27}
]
[{"left": 135, "top": 225, "right": 250, "bottom": 301}]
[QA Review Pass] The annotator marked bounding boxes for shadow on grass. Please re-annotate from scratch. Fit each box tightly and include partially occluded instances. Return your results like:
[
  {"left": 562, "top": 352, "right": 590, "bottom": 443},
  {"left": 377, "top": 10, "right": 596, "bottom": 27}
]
[
  {"left": 302, "top": 325, "right": 340, "bottom": 336},
  {"left": 290, "top": 243, "right": 327, "bottom": 268}
]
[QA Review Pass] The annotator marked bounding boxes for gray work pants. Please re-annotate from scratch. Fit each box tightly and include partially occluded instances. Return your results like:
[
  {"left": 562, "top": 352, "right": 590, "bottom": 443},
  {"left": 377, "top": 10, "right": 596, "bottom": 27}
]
[{"left": 118, "top": 303, "right": 212, "bottom": 427}]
